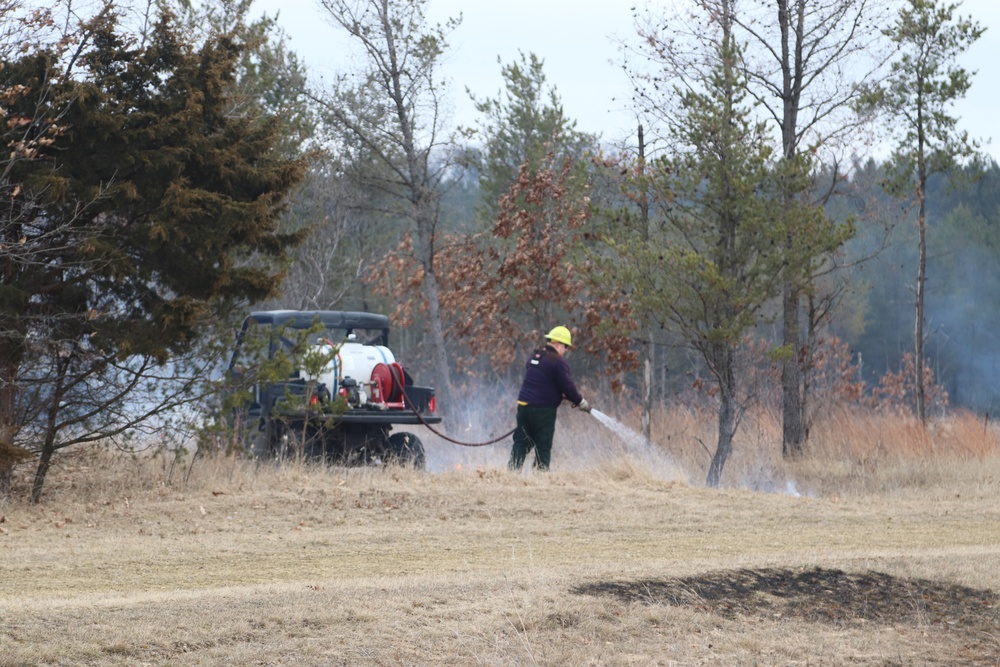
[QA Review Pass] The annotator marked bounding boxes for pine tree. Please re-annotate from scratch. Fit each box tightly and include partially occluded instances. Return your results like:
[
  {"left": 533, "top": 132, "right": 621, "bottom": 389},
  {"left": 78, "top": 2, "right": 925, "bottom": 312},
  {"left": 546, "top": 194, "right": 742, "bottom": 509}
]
[
  {"left": 613, "top": 1, "right": 847, "bottom": 486},
  {"left": 861, "top": 0, "right": 984, "bottom": 423},
  {"left": 0, "top": 7, "right": 306, "bottom": 500}
]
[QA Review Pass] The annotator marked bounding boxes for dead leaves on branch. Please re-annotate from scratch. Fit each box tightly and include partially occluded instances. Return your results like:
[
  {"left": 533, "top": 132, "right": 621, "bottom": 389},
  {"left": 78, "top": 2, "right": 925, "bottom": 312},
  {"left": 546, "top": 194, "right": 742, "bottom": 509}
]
[
  {"left": 440, "top": 153, "right": 636, "bottom": 379},
  {"left": 368, "top": 233, "right": 423, "bottom": 328},
  {"left": 368, "top": 153, "right": 636, "bottom": 380}
]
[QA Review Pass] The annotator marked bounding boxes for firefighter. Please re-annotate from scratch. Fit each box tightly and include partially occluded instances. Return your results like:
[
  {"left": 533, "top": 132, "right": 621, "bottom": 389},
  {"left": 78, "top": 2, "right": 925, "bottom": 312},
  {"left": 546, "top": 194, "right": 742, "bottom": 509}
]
[{"left": 508, "top": 326, "right": 591, "bottom": 471}]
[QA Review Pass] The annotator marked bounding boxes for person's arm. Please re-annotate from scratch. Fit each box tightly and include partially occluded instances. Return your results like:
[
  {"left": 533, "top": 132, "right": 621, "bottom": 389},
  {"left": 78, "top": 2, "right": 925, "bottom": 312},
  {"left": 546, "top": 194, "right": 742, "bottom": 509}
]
[{"left": 552, "top": 356, "right": 583, "bottom": 406}]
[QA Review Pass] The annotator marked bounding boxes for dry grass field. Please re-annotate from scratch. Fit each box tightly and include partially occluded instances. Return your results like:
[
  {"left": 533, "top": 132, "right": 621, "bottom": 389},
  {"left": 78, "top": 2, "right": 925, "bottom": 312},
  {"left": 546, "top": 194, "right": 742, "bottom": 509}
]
[{"left": 1, "top": 405, "right": 999, "bottom": 666}]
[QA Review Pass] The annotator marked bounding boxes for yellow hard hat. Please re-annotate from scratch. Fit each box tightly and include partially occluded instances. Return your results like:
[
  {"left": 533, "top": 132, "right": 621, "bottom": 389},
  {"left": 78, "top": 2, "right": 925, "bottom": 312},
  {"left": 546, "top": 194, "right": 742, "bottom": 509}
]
[{"left": 545, "top": 326, "right": 573, "bottom": 347}]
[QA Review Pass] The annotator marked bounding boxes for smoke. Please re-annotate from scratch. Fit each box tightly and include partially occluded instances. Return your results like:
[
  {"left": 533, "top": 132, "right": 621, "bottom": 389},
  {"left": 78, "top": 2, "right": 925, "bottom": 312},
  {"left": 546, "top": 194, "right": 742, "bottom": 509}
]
[
  {"left": 414, "top": 384, "right": 802, "bottom": 496},
  {"left": 416, "top": 391, "right": 689, "bottom": 483},
  {"left": 734, "top": 471, "right": 805, "bottom": 497},
  {"left": 925, "top": 240, "right": 1000, "bottom": 414},
  {"left": 417, "top": 384, "right": 519, "bottom": 472},
  {"left": 589, "top": 409, "right": 645, "bottom": 450},
  {"left": 846, "top": 193, "right": 1000, "bottom": 414},
  {"left": 586, "top": 409, "right": 692, "bottom": 481}
]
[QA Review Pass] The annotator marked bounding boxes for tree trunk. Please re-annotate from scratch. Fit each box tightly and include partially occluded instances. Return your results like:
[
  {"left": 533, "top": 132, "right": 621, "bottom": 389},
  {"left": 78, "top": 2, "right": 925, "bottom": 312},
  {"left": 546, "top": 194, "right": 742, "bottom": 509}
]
[
  {"left": 0, "top": 442, "right": 32, "bottom": 498},
  {"left": 801, "top": 291, "right": 827, "bottom": 444},
  {"left": 637, "top": 124, "right": 652, "bottom": 444},
  {"left": 777, "top": 0, "right": 807, "bottom": 458},
  {"left": 29, "top": 355, "right": 70, "bottom": 503},
  {"left": 32, "top": 378, "right": 62, "bottom": 503},
  {"left": 30, "top": 444, "right": 53, "bottom": 504},
  {"left": 642, "top": 340, "right": 652, "bottom": 443},
  {"left": 413, "top": 196, "right": 454, "bottom": 416},
  {"left": 914, "top": 176, "right": 927, "bottom": 423},
  {"left": 0, "top": 465, "right": 11, "bottom": 496},
  {"left": 913, "top": 85, "right": 928, "bottom": 424},
  {"left": 708, "top": 354, "right": 737, "bottom": 488},
  {"left": 0, "top": 362, "right": 18, "bottom": 441},
  {"left": 781, "top": 285, "right": 806, "bottom": 457},
  {"left": 422, "top": 265, "right": 454, "bottom": 416}
]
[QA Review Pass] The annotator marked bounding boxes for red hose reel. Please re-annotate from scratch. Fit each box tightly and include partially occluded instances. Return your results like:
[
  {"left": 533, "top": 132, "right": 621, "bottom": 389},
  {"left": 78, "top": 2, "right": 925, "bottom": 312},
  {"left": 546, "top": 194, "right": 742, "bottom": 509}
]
[{"left": 370, "top": 362, "right": 406, "bottom": 408}]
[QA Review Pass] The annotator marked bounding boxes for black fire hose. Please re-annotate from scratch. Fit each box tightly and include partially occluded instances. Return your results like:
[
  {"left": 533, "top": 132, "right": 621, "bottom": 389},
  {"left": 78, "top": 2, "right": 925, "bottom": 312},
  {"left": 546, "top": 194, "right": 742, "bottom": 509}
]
[{"left": 400, "top": 386, "right": 515, "bottom": 447}]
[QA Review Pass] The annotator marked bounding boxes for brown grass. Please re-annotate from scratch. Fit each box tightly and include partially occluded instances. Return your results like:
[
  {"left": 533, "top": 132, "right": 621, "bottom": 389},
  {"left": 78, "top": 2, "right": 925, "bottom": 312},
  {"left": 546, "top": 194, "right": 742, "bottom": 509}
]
[{"left": 1, "top": 406, "right": 999, "bottom": 666}]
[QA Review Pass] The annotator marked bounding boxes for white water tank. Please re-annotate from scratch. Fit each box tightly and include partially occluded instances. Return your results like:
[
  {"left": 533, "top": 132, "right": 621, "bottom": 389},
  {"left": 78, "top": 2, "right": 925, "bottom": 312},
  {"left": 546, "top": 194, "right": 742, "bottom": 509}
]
[{"left": 302, "top": 341, "right": 396, "bottom": 397}]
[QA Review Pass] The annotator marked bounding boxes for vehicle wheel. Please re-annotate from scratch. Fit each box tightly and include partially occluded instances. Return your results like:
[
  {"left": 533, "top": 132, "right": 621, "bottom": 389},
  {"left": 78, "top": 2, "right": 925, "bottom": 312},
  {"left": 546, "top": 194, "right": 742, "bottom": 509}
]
[{"left": 386, "top": 432, "right": 425, "bottom": 469}]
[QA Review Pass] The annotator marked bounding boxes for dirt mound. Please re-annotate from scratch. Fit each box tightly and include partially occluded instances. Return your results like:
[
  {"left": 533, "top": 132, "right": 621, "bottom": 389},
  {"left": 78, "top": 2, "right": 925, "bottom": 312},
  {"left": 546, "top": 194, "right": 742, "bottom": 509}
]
[{"left": 574, "top": 566, "right": 998, "bottom": 629}]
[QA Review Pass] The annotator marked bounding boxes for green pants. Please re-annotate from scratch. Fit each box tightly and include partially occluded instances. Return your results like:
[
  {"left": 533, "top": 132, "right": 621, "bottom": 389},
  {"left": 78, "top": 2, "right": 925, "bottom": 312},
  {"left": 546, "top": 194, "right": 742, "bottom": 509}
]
[{"left": 509, "top": 404, "right": 558, "bottom": 470}]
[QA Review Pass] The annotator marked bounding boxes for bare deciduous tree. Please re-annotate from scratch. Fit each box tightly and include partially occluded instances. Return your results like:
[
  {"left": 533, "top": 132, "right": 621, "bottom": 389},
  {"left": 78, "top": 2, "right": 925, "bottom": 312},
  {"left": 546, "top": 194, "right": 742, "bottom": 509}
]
[
  {"left": 619, "top": 0, "right": 795, "bottom": 486},
  {"left": 312, "top": 0, "right": 459, "bottom": 413},
  {"left": 733, "top": 0, "right": 893, "bottom": 456},
  {"left": 860, "top": 0, "right": 984, "bottom": 423}
]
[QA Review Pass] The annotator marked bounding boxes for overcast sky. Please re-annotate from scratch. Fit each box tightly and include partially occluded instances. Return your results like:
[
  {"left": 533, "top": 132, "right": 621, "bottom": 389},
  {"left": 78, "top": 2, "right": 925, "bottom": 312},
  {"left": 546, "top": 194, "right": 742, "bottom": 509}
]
[{"left": 257, "top": 0, "right": 1000, "bottom": 163}]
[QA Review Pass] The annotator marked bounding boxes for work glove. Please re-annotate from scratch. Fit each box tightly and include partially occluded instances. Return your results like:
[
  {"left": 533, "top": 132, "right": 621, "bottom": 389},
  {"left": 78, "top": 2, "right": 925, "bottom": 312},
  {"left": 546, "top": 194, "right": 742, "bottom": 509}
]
[{"left": 577, "top": 398, "right": 591, "bottom": 413}]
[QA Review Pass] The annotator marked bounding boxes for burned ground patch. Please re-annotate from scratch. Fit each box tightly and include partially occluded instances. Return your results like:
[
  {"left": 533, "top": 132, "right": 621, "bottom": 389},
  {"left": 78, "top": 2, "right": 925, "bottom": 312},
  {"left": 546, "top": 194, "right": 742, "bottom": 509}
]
[{"left": 573, "top": 567, "right": 998, "bottom": 631}]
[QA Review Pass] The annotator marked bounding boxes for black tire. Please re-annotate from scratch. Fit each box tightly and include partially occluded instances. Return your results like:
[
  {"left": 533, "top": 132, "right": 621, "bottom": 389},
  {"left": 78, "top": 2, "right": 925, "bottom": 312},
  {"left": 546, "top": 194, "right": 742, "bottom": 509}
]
[{"left": 386, "top": 432, "right": 425, "bottom": 469}]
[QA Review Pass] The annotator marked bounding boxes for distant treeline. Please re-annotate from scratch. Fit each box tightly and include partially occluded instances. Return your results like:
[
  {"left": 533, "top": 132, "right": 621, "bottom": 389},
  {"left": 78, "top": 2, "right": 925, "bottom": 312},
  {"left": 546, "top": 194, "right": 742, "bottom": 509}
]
[{"left": 830, "top": 161, "right": 1000, "bottom": 413}]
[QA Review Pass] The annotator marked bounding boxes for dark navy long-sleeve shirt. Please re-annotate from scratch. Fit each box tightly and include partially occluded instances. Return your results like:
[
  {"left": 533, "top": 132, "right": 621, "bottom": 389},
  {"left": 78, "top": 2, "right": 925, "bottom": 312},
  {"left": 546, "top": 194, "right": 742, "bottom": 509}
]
[{"left": 516, "top": 345, "right": 583, "bottom": 408}]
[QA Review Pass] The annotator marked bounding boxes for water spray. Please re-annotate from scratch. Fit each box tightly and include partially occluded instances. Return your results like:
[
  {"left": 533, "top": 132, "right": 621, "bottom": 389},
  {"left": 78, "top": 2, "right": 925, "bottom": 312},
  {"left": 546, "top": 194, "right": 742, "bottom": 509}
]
[
  {"left": 578, "top": 407, "right": 691, "bottom": 482},
  {"left": 590, "top": 408, "right": 803, "bottom": 495},
  {"left": 589, "top": 408, "right": 653, "bottom": 454}
]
